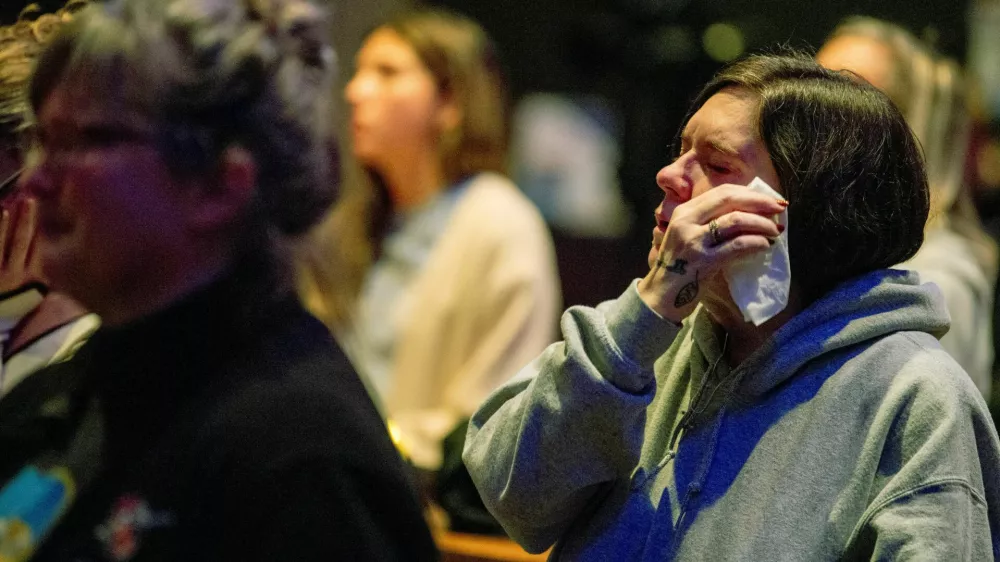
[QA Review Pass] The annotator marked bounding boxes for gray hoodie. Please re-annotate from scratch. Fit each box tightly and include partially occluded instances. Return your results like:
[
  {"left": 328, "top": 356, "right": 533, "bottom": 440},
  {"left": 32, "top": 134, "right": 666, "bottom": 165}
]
[{"left": 465, "top": 269, "right": 1000, "bottom": 560}]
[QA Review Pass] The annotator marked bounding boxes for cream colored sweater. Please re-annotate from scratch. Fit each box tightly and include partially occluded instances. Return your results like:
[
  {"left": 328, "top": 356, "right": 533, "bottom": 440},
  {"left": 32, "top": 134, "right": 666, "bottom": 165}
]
[{"left": 377, "top": 173, "right": 561, "bottom": 469}]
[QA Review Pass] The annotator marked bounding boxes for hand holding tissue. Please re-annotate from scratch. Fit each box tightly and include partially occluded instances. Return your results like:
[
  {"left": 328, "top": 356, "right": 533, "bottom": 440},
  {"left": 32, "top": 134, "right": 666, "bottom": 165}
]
[{"left": 722, "top": 177, "right": 790, "bottom": 326}]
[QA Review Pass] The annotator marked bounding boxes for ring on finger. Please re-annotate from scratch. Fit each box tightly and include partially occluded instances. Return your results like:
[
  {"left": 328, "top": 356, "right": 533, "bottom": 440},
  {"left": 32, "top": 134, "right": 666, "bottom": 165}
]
[{"left": 708, "top": 219, "right": 723, "bottom": 245}]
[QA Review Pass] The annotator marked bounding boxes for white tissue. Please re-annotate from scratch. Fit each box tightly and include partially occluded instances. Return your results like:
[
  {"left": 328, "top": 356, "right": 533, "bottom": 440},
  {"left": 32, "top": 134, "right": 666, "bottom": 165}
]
[{"left": 723, "top": 177, "right": 790, "bottom": 326}]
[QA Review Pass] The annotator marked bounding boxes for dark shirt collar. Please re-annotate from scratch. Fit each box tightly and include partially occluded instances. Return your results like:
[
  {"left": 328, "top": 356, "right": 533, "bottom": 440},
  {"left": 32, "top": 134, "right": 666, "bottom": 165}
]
[{"left": 80, "top": 262, "right": 295, "bottom": 461}]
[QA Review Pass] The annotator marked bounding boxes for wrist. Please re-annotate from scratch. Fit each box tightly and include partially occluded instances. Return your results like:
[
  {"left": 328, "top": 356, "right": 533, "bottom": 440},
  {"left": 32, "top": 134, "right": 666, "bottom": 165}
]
[{"left": 637, "top": 274, "right": 688, "bottom": 325}]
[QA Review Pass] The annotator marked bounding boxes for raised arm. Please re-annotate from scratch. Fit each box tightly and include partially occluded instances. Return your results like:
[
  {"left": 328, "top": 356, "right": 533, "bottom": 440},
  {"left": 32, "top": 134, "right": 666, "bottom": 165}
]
[
  {"left": 464, "top": 185, "right": 788, "bottom": 552},
  {"left": 463, "top": 282, "right": 679, "bottom": 552}
]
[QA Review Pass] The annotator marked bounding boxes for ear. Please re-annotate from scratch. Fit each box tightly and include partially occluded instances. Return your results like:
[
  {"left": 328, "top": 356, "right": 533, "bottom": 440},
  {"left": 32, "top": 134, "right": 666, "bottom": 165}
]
[
  {"left": 185, "top": 146, "right": 257, "bottom": 233},
  {"left": 436, "top": 89, "right": 462, "bottom": 134}
]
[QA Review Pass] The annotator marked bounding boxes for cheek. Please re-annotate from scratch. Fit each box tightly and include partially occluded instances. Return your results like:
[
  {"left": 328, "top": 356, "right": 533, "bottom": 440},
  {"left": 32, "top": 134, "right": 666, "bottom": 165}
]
[
  {"left": 69, "top": 158, "right": 132, "bottom": 221},
  {"left": 47, "top": 162, "right": 177, "bottom": 297},
  {"left": 748, "top": 154, "right": 782, "bottom": 193},
  {"left": 385, "top": 81, "right": 441, "bottom": 130},
  {"left": 691, "top": 175, "right": 719, "bottom": 198},
  {"left": 391, "top": 110, "right": 437, "bottom": 144},
  {"left": 354, "top": 95, "right": 438, "bottom": 160},
  {"left": 760, "top": 169, "right": 783, "bottom": 196},
  {"left": 72, "top": 153, "right": 178, "bottom": 232}
]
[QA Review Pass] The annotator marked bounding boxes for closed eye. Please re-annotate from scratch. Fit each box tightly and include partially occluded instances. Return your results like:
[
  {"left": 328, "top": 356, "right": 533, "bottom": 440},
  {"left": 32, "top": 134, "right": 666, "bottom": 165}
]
[{"left": 706, "top": 162, "right": 732, "bottom": 174}]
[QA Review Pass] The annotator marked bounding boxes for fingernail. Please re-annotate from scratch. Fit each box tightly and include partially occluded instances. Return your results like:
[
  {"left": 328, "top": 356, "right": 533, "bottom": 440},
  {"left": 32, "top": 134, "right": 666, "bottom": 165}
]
[
  {"left": 778, "top": 199, "right": 790, "bottom": 207},
  {"left": 777, "top": 224, "right": 785, "bottom": 233},
  {"left": 768, "top": 238, "right": 776, "bottom": 246}
]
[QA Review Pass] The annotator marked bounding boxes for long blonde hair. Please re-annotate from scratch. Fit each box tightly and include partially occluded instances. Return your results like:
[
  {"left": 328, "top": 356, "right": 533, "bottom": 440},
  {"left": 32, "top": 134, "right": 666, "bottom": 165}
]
[
  {"left": 298, "top": 8, "right": 509, "bottom": 331},
  {"left": 826, "top": 17, "right": 998, "bottom": 273}
]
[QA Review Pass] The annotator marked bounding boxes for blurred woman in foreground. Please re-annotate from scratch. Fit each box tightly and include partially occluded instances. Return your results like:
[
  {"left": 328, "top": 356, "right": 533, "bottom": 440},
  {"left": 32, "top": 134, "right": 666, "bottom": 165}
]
[{"left": 1, "top": 0, "right": 437, "bottom": 558}]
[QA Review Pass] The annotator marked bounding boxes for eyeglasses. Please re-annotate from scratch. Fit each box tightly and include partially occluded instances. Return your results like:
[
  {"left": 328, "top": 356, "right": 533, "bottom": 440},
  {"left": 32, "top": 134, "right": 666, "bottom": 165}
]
[{"left": 0, "top": 168, "right": 22, "bottom": 200}]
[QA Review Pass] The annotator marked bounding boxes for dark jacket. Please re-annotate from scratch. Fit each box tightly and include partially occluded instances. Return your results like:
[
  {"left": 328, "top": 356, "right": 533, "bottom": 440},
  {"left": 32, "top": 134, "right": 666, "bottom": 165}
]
[{"left": 1, "top": 269, "right": 437, "bottom": 561}]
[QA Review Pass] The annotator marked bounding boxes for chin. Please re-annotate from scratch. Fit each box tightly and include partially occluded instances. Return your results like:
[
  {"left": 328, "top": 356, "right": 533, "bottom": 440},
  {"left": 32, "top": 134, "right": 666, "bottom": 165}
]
[
  {"left": 351, "top": 146, "right": 374, "bottom": 164},
  {"left": 350, "top": 138, "right": 382, "bottom": 164}
]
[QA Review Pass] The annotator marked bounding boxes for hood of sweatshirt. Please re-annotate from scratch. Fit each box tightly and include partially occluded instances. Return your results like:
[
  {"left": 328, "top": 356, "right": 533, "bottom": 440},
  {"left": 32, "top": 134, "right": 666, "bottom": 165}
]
[{"left": 720, "top": 268, "right": 951, "bottom": 398}]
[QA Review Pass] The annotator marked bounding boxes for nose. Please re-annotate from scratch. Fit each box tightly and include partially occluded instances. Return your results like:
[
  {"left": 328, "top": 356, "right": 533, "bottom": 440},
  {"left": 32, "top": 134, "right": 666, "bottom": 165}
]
[
  {"left": 655, "top": 154, "right": 692, "bottom": 202},
  {"left": 344, "top": 71, "right": 371, "bottom": 108},
  {"left": 344, "top": 75, "right": 360, "bottom": 106}
]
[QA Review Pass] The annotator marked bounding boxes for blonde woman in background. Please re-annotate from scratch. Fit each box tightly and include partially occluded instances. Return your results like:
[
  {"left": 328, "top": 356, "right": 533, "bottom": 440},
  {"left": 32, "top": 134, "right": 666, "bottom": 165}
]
[
  {"left": 819, "top": 18, "right": 999, "bottom": 398},
  {"left": 299, "top": 9, "right": 561, "bottom": 472}
]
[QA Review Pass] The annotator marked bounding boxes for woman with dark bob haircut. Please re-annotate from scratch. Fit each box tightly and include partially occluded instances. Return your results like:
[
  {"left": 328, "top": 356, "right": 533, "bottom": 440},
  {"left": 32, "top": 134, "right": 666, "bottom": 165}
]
[
  {"left": 465, "top": 52, "right": 1000, "bottom": 560},
  {"left": 0, "top": 0, "right": 437, "bottom": 559}
]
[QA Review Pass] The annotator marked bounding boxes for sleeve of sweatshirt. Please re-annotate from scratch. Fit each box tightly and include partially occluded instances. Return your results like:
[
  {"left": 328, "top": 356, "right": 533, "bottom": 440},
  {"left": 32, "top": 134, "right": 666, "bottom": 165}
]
[
  {"left": 462, "top": 280, "right": 681, "bottom": 553},
  {"left": 852, "top": 344, "right": 1000, "bottom": 561}
]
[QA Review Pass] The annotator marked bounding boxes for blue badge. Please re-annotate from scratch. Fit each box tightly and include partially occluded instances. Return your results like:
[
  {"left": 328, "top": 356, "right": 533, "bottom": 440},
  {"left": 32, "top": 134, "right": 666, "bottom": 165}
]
[{"left": 0, "top": 465, "right": 75, "bottom": 562}]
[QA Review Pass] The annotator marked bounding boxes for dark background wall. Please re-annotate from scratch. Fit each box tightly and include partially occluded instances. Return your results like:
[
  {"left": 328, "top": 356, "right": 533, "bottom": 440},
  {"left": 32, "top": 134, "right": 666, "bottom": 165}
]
[{"left": 3, "top": 0, "right": 973, "bottom": 306}]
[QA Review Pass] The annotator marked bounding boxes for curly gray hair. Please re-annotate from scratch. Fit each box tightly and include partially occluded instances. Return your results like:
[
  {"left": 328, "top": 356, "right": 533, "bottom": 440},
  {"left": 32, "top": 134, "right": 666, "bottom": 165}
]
[{"left": 29, "top": 0, "right": 337, "bottom": 237}]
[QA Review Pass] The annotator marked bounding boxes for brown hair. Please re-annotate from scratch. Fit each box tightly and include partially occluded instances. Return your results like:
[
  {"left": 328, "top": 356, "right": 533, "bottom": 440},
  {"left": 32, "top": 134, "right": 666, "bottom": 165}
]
[
  {"left": 687, "top": 52, "right": 929, "bottom": 301},
  {"left": 298, "top": 8, "right": 509, "bottom": 330}
]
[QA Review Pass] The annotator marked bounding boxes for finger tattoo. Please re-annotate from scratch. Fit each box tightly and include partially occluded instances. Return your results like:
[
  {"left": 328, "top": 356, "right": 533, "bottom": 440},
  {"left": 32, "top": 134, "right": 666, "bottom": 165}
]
[
  {"left": 665, "top": 259, "right": 687, "bottom": 275},
  {"left": 656, "top": 258, "right": 688, "bottom": 275}
]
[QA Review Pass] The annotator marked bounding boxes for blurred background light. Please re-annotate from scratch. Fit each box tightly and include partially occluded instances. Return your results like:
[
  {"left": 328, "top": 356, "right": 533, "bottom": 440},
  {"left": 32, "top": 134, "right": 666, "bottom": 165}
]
[{"left": 703, "top": 22, "right": 745, "bottom": 62}]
